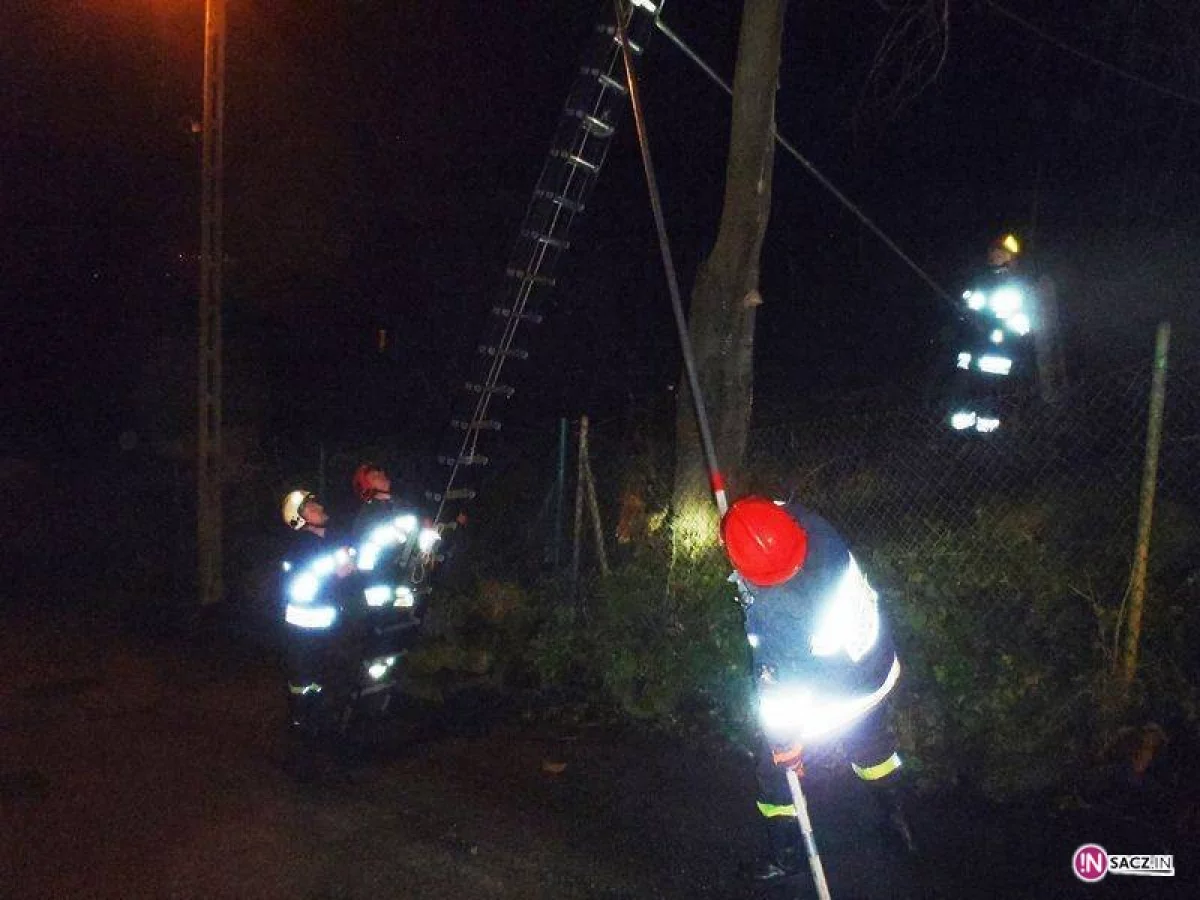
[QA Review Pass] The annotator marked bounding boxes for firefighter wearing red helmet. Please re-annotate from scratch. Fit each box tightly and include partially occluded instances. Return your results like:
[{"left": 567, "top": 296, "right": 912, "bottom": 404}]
[{"left": 722, "top": 497, "right": 914, "bottom": 885}]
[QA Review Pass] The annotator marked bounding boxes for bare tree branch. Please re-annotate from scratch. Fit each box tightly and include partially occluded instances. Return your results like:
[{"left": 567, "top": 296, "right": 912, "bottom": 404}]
[{"left": 856, "top": 0, "right": 951, "bottom": 127}]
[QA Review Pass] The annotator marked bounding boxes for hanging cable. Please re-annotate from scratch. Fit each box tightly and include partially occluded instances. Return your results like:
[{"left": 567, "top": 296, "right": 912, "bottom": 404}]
[
  {"left": 654, "top": 18, "right": 954, "bottom": 306},
  {"left": 615, "top": 0, "right": 728, "bottom": 515}
]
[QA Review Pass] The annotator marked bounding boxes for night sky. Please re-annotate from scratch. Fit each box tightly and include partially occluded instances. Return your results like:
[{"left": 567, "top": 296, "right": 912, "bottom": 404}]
[{"left": 5, "top": 0, "right": 1200, "bottom": 477}]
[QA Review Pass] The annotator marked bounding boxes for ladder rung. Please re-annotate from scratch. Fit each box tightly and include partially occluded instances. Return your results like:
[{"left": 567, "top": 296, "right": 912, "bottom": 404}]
[
  {"left": 567, "top": 110, "right": 615, "bottom": 138},
  {"left": 438, "top": 454, "right": 490, "bottom": 467},
  {"left": 452, "top": 419, "right": 502, "bottom": 432},
  {"left": 464, "top": 382, "right": 515, "bottom": 398},
  {"left": 596, "top": 25, "right": 643, "bottom": 54},
  {"left": 492, "top": 306, "right": 544, "bottom": 324},
  {"left": 425, "top": 488, "right": 477, "bottom": 502},
  {"left": 534, "top": 189, "right": 585, "bottom": 214},
  {"left": 596, "top": 71, "right": 628, "bottom": 94},
  {"left": 581, "top": 67, "right": 629, "bottom": 95},
  {"left": 554, "top": 149, "right": 600, "bottom": 173},
  {"left": 522, "top": 230, "right": 570, "bottom": 250},
  {"left": 506, "top": 267, "right": 556, "bottom": 287},
  {"left": 479, "top": 344, "right": 529, "bottom": 361}
]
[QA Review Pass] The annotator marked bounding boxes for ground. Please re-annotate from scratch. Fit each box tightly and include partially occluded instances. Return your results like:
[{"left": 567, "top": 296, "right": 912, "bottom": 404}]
[{"left": 1, "top": 594, "right": 1193, "bottom": 899}]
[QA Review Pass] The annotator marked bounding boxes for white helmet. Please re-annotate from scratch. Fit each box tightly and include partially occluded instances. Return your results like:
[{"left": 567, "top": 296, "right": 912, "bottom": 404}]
[{"left": 282, "top": 490, "right": 315, "bottom": 530}]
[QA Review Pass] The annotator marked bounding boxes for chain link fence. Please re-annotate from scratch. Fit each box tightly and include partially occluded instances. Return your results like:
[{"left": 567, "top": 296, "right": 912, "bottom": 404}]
[{"left": 747, "top": 346, "right": 1200, "bottom": 794}]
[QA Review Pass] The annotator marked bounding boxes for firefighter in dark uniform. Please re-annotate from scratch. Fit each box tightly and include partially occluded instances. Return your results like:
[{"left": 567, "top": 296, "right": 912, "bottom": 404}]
[
  {"left": 948, "top": 233, "right": 1037, "bottom": 434},
  {"left": 721, "top": 497, "right": 914, "bottom": 885},
  {"left": 347, "top": 462, "right": 437, "bottom": 695},
  {"left": 280, "top": 489, "right": 354, "bottom": 746}
]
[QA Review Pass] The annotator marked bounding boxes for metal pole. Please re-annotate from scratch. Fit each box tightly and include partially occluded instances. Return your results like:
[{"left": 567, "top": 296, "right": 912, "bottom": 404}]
[
  {"left": 613, "top": 1, "right": 728, "bottom": 515},
  {"left": 1120, "top": 322, "right": 1171, "bottom": 693},
  {"left": 572, "top": 416, "right": 587, "bottom": 605},
  {"left": 785, "top": 768, "right": 833, "bottom": 900},
  {"left": 554, "top": 417, "right": 567, "bottom": 569},
  {"left": 197, "top": 0, "right": 226, "bottom": 606}
]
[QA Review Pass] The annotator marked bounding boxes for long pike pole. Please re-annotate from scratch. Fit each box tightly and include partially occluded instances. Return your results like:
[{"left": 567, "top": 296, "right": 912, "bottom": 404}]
[
  {"left": 613, "top": 0, "right": 727, "bottom": 516},
  {"left": 614, "top": 4, "right": 830, "bottom": 898}
]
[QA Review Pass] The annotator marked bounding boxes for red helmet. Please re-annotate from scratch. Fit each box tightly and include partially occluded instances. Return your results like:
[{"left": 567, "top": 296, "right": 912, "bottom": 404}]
[
  {"left": 721, "top": 497, "right": 808, "bottom": 587},
  {"left": 352, "top": 463, "right": 383, "bottom": 502}
]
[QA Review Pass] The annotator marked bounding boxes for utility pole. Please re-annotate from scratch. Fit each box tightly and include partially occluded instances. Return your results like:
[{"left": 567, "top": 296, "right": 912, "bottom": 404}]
[{"left": 197, "top": 0, "right": 227, "bottom": 607}]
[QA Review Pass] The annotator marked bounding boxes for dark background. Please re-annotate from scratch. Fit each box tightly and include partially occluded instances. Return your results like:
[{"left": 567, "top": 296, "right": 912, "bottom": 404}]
[{"left": 4, "top": 0, "right": 1200, "bottom": 588}]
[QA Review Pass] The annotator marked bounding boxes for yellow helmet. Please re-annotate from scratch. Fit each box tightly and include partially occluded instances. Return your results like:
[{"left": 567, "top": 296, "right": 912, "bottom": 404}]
[
  {"left": 281, "top": 489, "right": 314, "bottom": 530},
  {"left": 1000, "top": 233, "right": 1021, "bottom": 255}
]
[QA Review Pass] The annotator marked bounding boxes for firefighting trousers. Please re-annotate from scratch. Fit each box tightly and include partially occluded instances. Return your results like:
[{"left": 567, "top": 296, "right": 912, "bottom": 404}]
[{"left": 754, "top": 702, "right": 903, "bottom": 821}]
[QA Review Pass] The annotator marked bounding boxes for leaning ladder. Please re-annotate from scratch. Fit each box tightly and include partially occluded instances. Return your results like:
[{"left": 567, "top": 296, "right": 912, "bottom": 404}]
[{"left": 430, "top": 1, "right": 662, "bottom": 522}]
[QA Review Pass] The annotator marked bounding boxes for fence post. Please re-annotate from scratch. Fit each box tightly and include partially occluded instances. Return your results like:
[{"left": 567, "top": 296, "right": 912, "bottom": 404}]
[
  {"left": 1119, "top": 322, "right": 1171, "bottom": 697},
  {"left": 553, "top": 418, "right": 567, "bottom": 569},
  {"left": 572, "top": 416, "right": 587, "bottom": 607},
  {"left": 583, "top": 450, "right": 610, "bottom": 576}
]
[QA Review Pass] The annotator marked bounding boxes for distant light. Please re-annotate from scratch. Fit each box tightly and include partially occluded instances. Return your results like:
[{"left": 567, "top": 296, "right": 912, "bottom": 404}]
[
  {"left": 288, "top": 573, "right": 320, "bottom": 605},
  {"left": 950, "top": 411, "right": 977, "bottom": 431},
  {"left": 990, "top": 329, "right": 1004, "bottom": 344},
  {"left": 286, "top": 604, "right": 336, "bottom": 629},
  {"left": 358, "top": 542, "right": 381, "bottom": 571},
  {"left": 990, "top": 286, "right": 1023, "bottom": 319},
  {"left": 976, "top": 417, "right": 1001, "bottom": 433},
  {"left": 394, "top": 586, "right": 415, "bottom": 608},
  {"left": 748, "top": 633, "right": 761, "bottom": 649},
  {"left": 1007, "top": 312, "right": 1032, "bottom": 336},
  {"left": 366, "top": 655, "right": 398, "bottom": 680},
  {"left": 967, "top": 291, "right": 986, "bottom": 311},
  {"left": 418, "top": 527, "right": 441, "bottom": 553},
  {"left": 957, "top": 352, "right": 972, "bottom": 370},
  {"left": 364, "top": 585, "right": 392, "bottom": 607},
  {"left": 368, "top": 524, "right": 400, "bottom": 548},
  {"left": 978, "top": 355, "right": 1013, "bottom": 375},
  {"left": 281, "top": 561, "right": 292, "bottom": 573}
]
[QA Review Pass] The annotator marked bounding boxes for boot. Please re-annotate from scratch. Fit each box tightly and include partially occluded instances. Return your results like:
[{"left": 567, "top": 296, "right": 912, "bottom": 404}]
[
  {"left": 746, "top": 817, "right": 810, "bottom": 886},
  {"left": 872, "top": 783, "right": 918, "bottom": 855}
]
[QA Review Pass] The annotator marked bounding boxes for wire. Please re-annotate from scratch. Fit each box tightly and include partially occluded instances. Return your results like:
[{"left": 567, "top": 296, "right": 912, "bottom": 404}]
[
  {"left": 654, "top": 19, "right": 955, "bottom": 306},
  {"left": 982, "top": 0, "right": 1200, "bottom": 110}
]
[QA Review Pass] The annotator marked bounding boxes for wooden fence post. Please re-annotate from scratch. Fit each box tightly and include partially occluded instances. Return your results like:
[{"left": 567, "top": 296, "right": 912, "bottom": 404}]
[{"left": 1118, "top": 322, "right": 1171, "bottom": 698}]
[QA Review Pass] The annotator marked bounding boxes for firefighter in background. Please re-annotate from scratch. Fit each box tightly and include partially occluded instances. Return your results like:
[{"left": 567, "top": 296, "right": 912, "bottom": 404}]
[
  {"left": 352, "top": 462, "right": 401, "bottom": 536},
  {"left": 348, "top": 461, "right": 439, "bottom": 675},
  {"left": 721, "top": 497, "right": 914, "bottom": 885},
  {"left": 280, "top": 490, "right": 354, "bottom": 746},
  {"left": 948, "top": 233, "right": 1037, "bottom": 433}
]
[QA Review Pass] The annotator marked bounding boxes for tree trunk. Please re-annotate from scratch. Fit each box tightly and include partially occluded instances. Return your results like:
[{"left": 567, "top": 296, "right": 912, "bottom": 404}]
[{"left": 672, "top": 0, "right": 787, "bottom": 548}]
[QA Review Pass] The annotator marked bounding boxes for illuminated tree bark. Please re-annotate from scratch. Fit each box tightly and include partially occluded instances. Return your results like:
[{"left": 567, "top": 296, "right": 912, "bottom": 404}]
[{"left": 672, "top": 0, "right": 787, "bottom": 547}]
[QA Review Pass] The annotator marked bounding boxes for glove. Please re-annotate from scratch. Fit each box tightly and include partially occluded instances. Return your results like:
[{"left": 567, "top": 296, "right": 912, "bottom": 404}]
[{"left": 771, "top": 742, "right": 805, "bottom": 774}]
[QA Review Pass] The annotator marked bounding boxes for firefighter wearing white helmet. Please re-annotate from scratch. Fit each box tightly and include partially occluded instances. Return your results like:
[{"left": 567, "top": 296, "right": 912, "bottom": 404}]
[
  {"left": 282, "top": 489, "right": 328, "bottom": 535},
  {"left": 279, "top": 489, "right": 345, "bottom": 753}
]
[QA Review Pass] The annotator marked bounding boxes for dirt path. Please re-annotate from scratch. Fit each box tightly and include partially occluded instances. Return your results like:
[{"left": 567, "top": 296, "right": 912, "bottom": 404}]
[{"left": 1, "top": 603, "right": 1192, "bottom": 899}]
